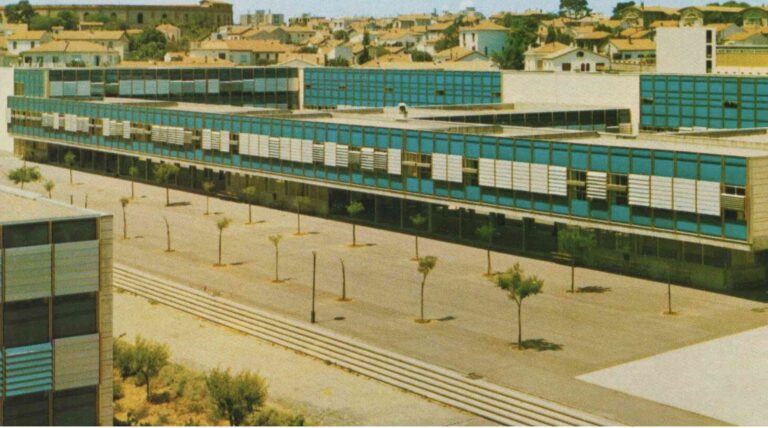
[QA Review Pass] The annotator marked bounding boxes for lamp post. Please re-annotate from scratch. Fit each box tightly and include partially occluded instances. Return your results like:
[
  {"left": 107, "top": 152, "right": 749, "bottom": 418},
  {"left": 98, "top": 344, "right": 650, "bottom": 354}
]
[{"left": 311, "top": 251, "right": 317, "bottom": 324}]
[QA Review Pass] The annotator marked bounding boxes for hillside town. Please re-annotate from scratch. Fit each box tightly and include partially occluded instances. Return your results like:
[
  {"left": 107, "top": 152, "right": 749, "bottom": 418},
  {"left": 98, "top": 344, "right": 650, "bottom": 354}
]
[{"left": 1, "top": 0, "right": 767, "bottom": 72}]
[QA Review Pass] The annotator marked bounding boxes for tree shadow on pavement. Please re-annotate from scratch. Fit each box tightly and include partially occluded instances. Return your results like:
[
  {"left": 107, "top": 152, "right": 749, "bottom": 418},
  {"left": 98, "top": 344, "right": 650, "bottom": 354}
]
[
  {"left": 576, "top": 286, "right": 612, "bottom": 294},
  {"left": 518, "top": 339, "right": 563, "bottom": 352}
]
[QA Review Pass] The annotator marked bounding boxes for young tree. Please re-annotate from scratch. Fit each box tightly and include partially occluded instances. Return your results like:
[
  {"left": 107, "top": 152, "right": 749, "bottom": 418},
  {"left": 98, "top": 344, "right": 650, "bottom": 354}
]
[
  {"left": 120, "top": 197, "right": 130, "bottom": 240},
  {"left": 128, "top": 165, "right": 140, "bottom": 199},
  {"left": 339, "top": 258, "right": 349, "bottom": 301},
  {"left": 215, "top": 218, "right": 232, "bottom": 267},
  {"left": 560, "top": 0, "right": 592, "bottom": 19},
  {"left": 130, "top": 336, "right": 170, "bottom": 401},
  {"left": 416, "top": 256, "right": 438, "bottom": 323},
  {"left": 63, "top": 151, "right": 77, "bottom": 185},
  {"left": 409, "top": 213, "right": 427, "bottom": 261},
  {"left": 241, "top": 186, "right": 258, "bottom": 224},
  {"left": 346, "top": 200, "right": 365, "bottom": 247},
  {"left": 206, "top": 368, "right": 268, "bottom": 426},
  {"left": 558, "top": 226, "right": 596, "bottom": 293},
  {"left": 268, "top": 234, "right": 283, "bottom": 283},
  {"left": 202, "top": 180, "right": 215, "bottom": 216},
  {"left": 7, "top": 166, "right": 41, "bottom": 189},
  {"left": 152, "top": 163, "right": 179, "bottom": 206},
  {"left": 43, "top": 179, "right": 55, "bottom": 198},
  {"left": 292, "top": 196, "right": 311, "bottom": 235},
  {"left": 476, "top": 223, "right": 496, "bottom": 276},
  {"left": 491, "top": 263, "right": 544, "bottom": 349}
]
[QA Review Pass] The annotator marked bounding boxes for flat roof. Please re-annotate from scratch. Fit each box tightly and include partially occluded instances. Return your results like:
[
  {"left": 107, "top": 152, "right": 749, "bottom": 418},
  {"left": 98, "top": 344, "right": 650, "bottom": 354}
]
[
  {"left": 407, "top": 103, "right": 629, "bottom": 118},
  {"left": 101, "top": 98, "right": 284, "bottom": 115},
  {"left": 0, "top": 184, "right": 103, "bottom": 224}
]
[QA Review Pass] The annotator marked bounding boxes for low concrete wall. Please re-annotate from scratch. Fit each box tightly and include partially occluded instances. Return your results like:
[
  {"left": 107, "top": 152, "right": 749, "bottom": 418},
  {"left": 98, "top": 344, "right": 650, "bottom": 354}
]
[{"left": 501, "top": 72, "right": 641, "bottom": 134}]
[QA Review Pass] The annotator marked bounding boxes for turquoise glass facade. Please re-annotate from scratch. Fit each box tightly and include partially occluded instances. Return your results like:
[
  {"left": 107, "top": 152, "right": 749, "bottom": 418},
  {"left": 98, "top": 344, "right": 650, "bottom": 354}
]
[
  {"left": 641, "top": 74, "right": 768, "bottom": 130},
  {"left": 303, "top": 68, "right": 502, "bottom": 108},
  {"left": 13, "top": 69, "right": 47, "bottom": 97},
  {"left": 8, "top": 95, "right": 749, "bottom": 242},
  {"left": 420, "top": 109, "right": 632, "bottom": 131}
]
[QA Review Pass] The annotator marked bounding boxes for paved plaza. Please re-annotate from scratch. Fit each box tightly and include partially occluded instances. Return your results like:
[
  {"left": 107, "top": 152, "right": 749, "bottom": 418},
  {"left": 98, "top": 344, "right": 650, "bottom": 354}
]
[{"left": 3, "top": 154, "right": 767, "bottom": 425}]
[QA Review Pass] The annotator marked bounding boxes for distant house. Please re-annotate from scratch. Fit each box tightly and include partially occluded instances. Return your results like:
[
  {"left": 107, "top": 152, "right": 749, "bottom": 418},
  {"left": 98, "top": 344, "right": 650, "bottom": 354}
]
[
  {"left": 377, "top": 31, "right": 420, "bottom": 48},
  {"left": 724, "top": 30, "right": 768, "bottom": 45},
  {"left": 7, "top": 30, "right": 51, "bottom": 56},
  {"left": 433, "top": 46, "right": 489, "bottom": 63},
  {"left": 21, "top": 40, "right": 119, "bottom": 67},
  {"left": 53, "top": 30, "right": 128, "bottom": 59},
  {"left": 678, "top": 5, "right": 745, "bottom": 27},
  {"left": 606, "top": 38, "right": 656, "bottom": 60},
  {"left": 524, "top": 42, "right": 608, "bottom": 72},
  {"left": 459, "top": 20, "right": 508, "bottom": 57},
  {"left": 190, "top": 39, "right": 292, "bottom": 65},
  {"left": 393, "top": 14, "right": 433, "bottom": 29},
  {"left": 620, "top": 6, "right": 679, "bottom": 28},
  {"left": 283, "top": 26, "right": 316, "bottom": 44},
  {"left": 156, "top": 24, "right": 181, "bottom": 42}
]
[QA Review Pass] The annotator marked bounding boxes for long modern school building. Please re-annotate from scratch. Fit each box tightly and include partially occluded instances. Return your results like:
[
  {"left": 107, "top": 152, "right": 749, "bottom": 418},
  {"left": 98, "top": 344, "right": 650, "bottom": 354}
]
[{"left": 4, "top": 66, "right": 768, "bottom": 292}]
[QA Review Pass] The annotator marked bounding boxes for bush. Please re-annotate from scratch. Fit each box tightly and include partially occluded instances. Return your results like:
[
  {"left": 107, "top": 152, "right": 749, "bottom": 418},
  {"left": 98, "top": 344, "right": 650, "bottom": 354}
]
[
  {"left": 149, "top": 391, "right": 172, "bottom": 404},
  {"left": 206, "top": 368, "right": 268, "bottom": 426},
  {"left": 113, "top": 378, "right": 125, "bottom": 400},
  {"left": 114, "top": 338, "right": 136, "bottom": 378},
  {"left": 248, "top": 407, "right": 305, "bottom": 426}
]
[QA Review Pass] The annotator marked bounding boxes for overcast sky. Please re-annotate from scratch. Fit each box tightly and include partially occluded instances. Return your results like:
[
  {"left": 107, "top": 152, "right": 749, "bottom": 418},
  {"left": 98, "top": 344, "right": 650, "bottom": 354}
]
[{"left": 0, "top": 0, "right": 727, "bottom": 19}]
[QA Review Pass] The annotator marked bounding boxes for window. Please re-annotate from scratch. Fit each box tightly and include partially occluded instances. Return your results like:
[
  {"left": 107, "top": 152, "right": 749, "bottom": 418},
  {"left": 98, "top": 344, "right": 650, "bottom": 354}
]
[
  {"left": 724, "top": 209, "right": 746, "bottom": 221},
  {"left": 561, "top": 63, "right": 571, "bottom": 71},
  {"left": 609, "top": 173, "right": 628, "bottom": 186},
  {"left": 53, "top": 218, "right": 97, "bottom": 244},
  {"left": 53, "top": 293, "right": 98, "bottom": 339},
  {"left": 3, "top": 222, "right": 49, "bottom": 249},
  {"left": 641, "top": 97, "right": 655, "bottom": 105},
  {"left": 724, "top": 100, "right": 739, "bottom": 109},
  {"left": 4, "top": 298, "right": 50, "bottom": 347},
  {"left": 53, "top": 386, "right": 97, "bottom": 426},
  {"left": 570, "top": 186, "right": 587, "bottom": 200},
  {"left": 724, "top": 185, "right": 746, "bottom": 196},
  {"left": 568, "top": 169, "right": 587, "bottom": 182},
  {"left": 3, "top": 392, "right": 50, "bottom": 426}
]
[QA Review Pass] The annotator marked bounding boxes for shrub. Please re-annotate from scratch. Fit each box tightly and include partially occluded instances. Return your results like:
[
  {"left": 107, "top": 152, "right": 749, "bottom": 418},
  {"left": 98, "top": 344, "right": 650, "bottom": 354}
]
[
  {"left": 149, "top": 391, "right": 172, "bottom": 404},
  {"left": 113, "top": 378, "right": 125, "bottom": 400},
  {"left": 248, "top": 407, "right": 305, "bottom": 426},
  {"left": 114, "top": 338, "right": 136, "bottom": 378}
]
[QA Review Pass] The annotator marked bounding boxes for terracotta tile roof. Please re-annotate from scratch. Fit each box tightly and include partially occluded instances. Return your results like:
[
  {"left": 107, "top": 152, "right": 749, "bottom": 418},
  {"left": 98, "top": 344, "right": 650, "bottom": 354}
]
[
  {"left": 608, "top": 38, "right": 656, "bottom": 51},
  {"left": 575, "top": 31, "right": 611, "bottom": 40},
  {"left": 650, "top": 20, "right": 679, "bottom": 28},
  {"left": 8, "top": 30, "right": 47, "bottom": 41},
  {"left": 156, "top": 24, "right": 179, "bottom": 32},
  {"left": 460, "top": 20, "right": 508, "bottom": 32},
  {"left": 434, "top": 46, "right": 479, "bottom": 61},
  {"left": 725, "top": 30, "right": 765, "bottom": 42},
  {"left": 529, "top": 41, "right": 569, "bottom": 54},
  {"left": 54, "top": 30, "right": 125, "bottom": 41},
  {"left": 23, "top": 40, "right": 114, "bottom": 53},
  {"left": 197, "top": 39, "right": 293, "bottom": 53}
]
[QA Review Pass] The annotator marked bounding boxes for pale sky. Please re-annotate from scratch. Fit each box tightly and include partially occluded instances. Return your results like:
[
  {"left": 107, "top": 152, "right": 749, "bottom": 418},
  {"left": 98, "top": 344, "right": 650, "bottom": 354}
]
[{"left": 0, "top": 0, "right": 732, "bottom": 19}]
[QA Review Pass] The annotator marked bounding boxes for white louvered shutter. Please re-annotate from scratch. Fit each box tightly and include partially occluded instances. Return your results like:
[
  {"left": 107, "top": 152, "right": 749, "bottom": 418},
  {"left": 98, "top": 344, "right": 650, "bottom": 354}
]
[
  {"left": 258, "top": 135, "right": 270, "bottom": 158},
  {"left": 447, "top": 155, "right": 463, "bottom": 183},
  {"left": 313, "top": 144, "right": 324, "bottom": 163},
  {"left": 122, "top": 121, "right": 131, "bottom": 139},
  {"left": 52, "top": 114, "right": 60, "bottom": 130},
  {"left": 512, "top": 161, "right": 530, "bottom": 192},
  {"left": 325, "top": 142, "right": 337, "bottom": 166},
  {"left": 696, "top": 180, "right": 721, "bottom": 216},
  {"left": 432, "top": 153, "right": 447, "bottom": 181},
  {"left": 387, "top": 149, "right": 402, "bottom": 175},
  {"left": 673, "top": 178, "right": 696, "bottom": 213},
  {"left": 289, "top": 138, "right": 302, "bottom": 162},
  {"left": 102, "top": 119, "right": 111, "bottom": 137},
  {"left": 478, "top": 158, "right": 495, "bottom": 187},
  {"left": 268, "top": 138, "right": 280, "bottom": 159},
  {"left": 202, "top": 129, "right": 212, "bottom": 150},
  {"left": 495, "top": 160, "right": 512, "bottom": 189},
  {"left": 211, "top": 131, "right": 221, "bottom": 151},
  {"left": 373, "top": 151, "right": 388, "bottom": 170},
  {"left": 220, "top": 131, "right": 230, "bottom": 153},
  {"left": 650, "top": 176, "right": 673, "bottom": 210},
  {"left": 302, "top": 140, "right": 314, "bottom": 164},
  {"left": 530, "top": 164, "right": 549, "bottom": 195},
  {"left": 587, "top": 171, "right": 607, "bottom": 200},
  {"left": 548, "top": 165, "right": 567, "bottom": 196},
  {"left": 360, "top": 148, "right": 375, "bottom": 171},
  {"left": 628, "top": 174, "right": 650, "bottom": 207},
  {"left": 336, "top": 145, "right": 349, "bottom": 167},
  {"left": 279, "top": 138, "right": 291, "bottom": 160}
]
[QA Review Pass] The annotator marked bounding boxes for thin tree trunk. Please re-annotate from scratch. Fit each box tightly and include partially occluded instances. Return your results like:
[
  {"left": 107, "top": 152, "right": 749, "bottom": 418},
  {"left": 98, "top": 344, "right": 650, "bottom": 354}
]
[
  {"left": 517, "top": 301, "right": 523, "bottom": 350},
  {"left": 414, "top": 235, "right": 419, "bottom": 260},
  {"left": 352, "top": 224, "right": 357, "bottom": 246},
  {"left": 248, "top": 204, "right": 252, "bottom": 224},
  {"left": 486, "top": 249, "right": 492, "bottom": 276},
  {"left": 275, "top": 248, "right": 279, "bottom": 281},
  {"left": 205, "top": 196, "right": 210, "bottom": 215},
  {"left": 131, "top": 180, "right": 135, "bottom": 199},
  {"left": 420, "top": 278, "right": 426, "bottom": 322},
  {"left": 297, "top": 209, "right": 302, "bottom": 234},
  {"left": 164, "top": 217, "right": 171, "bottom": 252},
  {"left": 69, "top": 168, "right": 73, "bottom": 185},
  {"left": 166, "top": 186, "right": 170, "bottom": 206},
  {"left": 218, "top": 230, "right": 223, "bottom": 265},
  {"left": 571, "top": 259, "right": 576, "bottom": 293},
  {"left": 122, "top": 207, "right": 127, "bottom": 239},
  {"left": 340, "top": 258, "right": 347, "bottom": 300}
]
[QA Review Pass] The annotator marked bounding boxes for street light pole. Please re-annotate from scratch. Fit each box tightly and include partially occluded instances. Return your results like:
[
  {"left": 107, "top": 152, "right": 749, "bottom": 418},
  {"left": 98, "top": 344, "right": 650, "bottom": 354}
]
[{"left": 311, "top": 251, "right": 317, "bottom": 324}]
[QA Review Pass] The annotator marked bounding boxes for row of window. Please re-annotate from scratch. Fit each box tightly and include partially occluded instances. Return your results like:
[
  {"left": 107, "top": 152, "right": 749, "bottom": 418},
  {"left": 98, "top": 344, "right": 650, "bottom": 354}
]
[
  {"left": 0, "top": 219, "right": 97, "bottom": 249},
  {"left": 3, "top": 293, "right": 97, "bottom": 348},
  {"left": 2, "top": 387, "right": 97, "bottom": 426}
]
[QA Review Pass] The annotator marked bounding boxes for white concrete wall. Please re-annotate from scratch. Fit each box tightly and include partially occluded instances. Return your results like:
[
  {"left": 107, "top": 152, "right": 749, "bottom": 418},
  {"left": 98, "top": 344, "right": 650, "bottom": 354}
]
[
  {"left": 501, "top": 71, "right": 640, "bottom": 134},
  {"left": 656, "top": 27, "right": 714, "bottom": 75},
  {"left": 0, "top": 67, "right": 14, "bottom": 153}
]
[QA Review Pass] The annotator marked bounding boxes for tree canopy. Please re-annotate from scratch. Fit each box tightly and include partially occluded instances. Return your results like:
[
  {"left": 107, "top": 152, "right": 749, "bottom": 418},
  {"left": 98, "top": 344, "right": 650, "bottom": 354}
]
[
  {"left": 493, "top": 16, "right": 539, "bottom": 70},
  {"left": 560, "top": 0, "right": 592, "bottom": 19},
  {"left": 206, "top": 368, "right": 268, "bottom": 426},
  {"left": 128, "top": 28, "right": 168, "bottom": 61},
  {"left": 4, "top": 0, "right": 35, "bottom": 24},
  {"left": 612, "top": 1, "right": 636, "bottom": 19}
]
